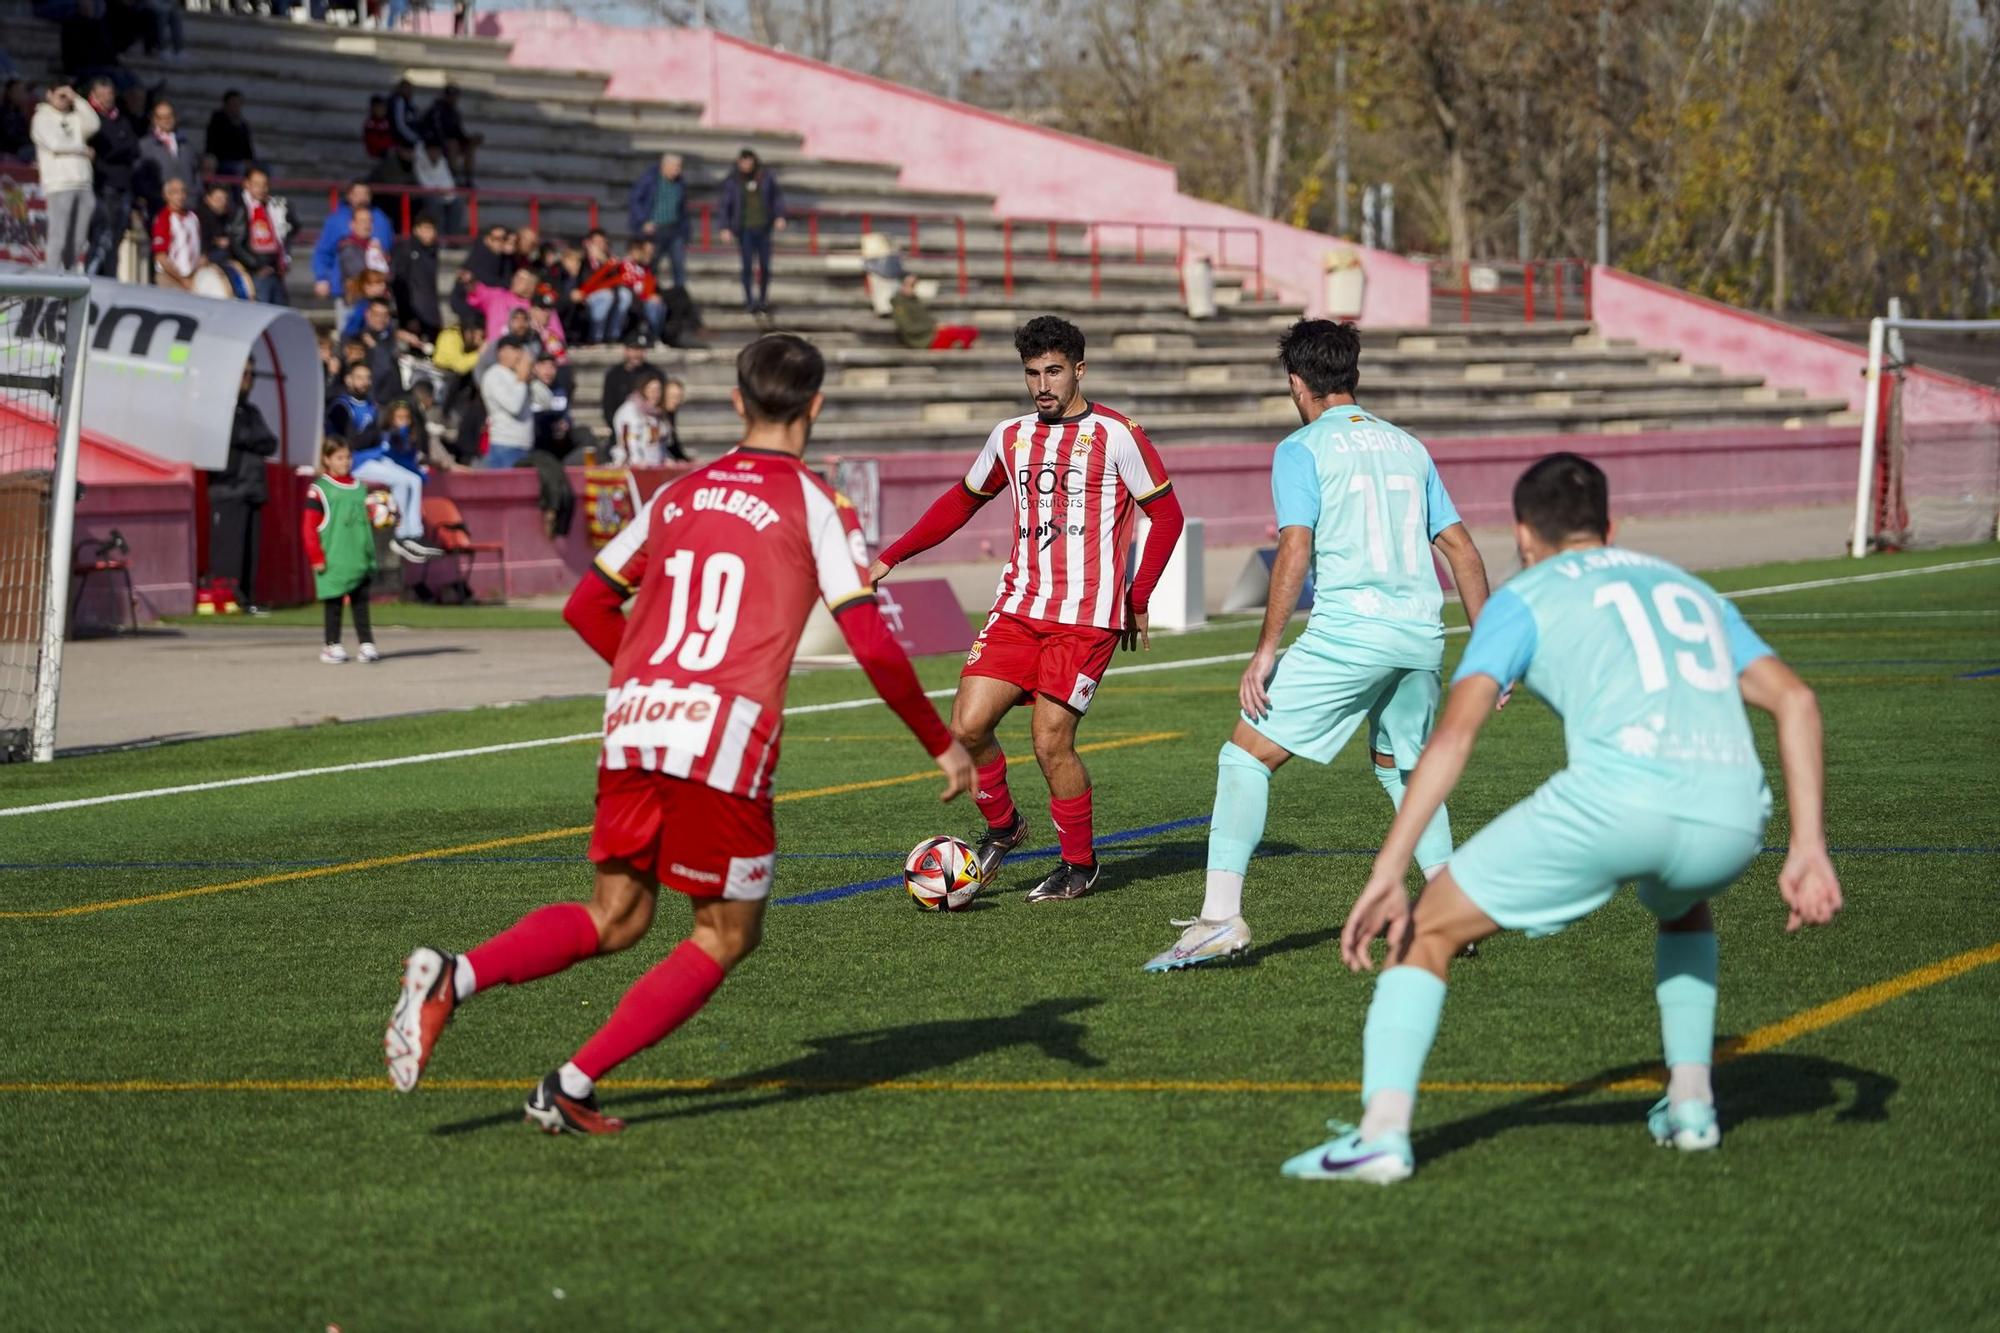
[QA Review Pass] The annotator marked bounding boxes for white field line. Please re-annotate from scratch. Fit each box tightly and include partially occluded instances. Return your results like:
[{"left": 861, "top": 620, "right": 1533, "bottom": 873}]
[{"left": 6, "top": 554, "right": 1995, "bottom": 819}]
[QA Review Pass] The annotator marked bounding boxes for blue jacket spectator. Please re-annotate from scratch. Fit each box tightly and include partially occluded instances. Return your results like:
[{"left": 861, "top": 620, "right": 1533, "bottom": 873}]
[
  {"left": 311, "top": 182, "right": 396, "bottom": 295},
  {"left": 717, "top": 153, "right": 785, "bottom": 236}
]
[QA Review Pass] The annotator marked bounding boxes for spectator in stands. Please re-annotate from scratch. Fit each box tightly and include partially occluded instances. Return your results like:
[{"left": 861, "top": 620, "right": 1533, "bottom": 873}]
[
  {"left": 623, "top": 237, "right": 669, "bottom": 344},
  {"left": 659, "top": 376, "right": 689, "bottom": 460},
  {"left": 203, "top": 89, "right": 253, "bottom": 179},
  {"left": 327, "top": 361, "right": 381, "bottom": 450},
  {"left": 463, "top": 265, "right": 564, "bottom": 346},
  {"left": 2, "top": 80, "right": 37, "bottom": 162},
  {"left": 600, "top": 337, "right": 654, "bottom": 431},
  {"left": 317, "top": 330, "right": 342, "bottom": 399},
  {"left": 527, "top": 355, "right": 578, "bottom": 536},
  {"left": 528, "top": 288, "right": 568, "bottom": 362},
  {"left": 658, "top": 271, "right": 707, "bottom": 348},
  {"left": 718, "top": 147, "right": 784, "bottom": 315},
  {"left": 890, "top": 273, "right": 978, "bottom": 350},
  {"left": 386, "top": 77, "right": 422, "bottom": 166},
  {"left": 530, "top": 353, "right": 573, "bottom": 456},
  {"left": 58, "top": 1, "right": 141, "bottom": 81},
  {"left": 148, "top": 175, "right": 206, "bottom": 289},
  {"left": 361, "top": 95, "right": 394, "bottom": 163},
  {"left": 479, "top": 335, "right": 545, "bottom": 469},
  {"left": 335, "top": 205, "right": 390, "bottom": 331},
  {"left": 423, "top": 84, "right": 480, "bottom": 187},
  {"left": 84, "top": 75, "right": 138, "bottom": 276},
  {"left": 341, "top": 271, "right": 391, "bottom": 334},
  {"left": 351, "top": 398, "right": 442, "bottom": 562},
  {"left": 391, "top": 213, "right": 442, "bottom": 342},
  {"left": 32, "top": 81, "right": 97, "bottom": 272},
  {"left": 464, "top": 222, "right": 511, "bottom": 287},
  {"left": 135, "top": 98, "right": 196, "bottom": 217},
  {"left": 229, "top": 165, "right": 292, "bottom": 305},
  {"left": 411, "top": 139, "right": 459, "bottom": 236},
  {"left": 545, "top": 242, "right": 585, "bottom": 332},
  {"left": 611, "top": 374, "right": 674, "bottom": 467},
  {"left": 312, "top": 181, "right": 394, "bottom": 301},
  {"left": 196, "top": 180, "right": 252, "bottom": 298},
  {"left": 138, "top": 0, "right": 183, "bottom": 63},
  {"left": 629, "top": 151, "right": 690, "bottom": 291},
  {"left": 575, "top": 248, "right": 632, "bottom": 346},
  {"left": 513, "top": 226, "right": 544, "bottom": 277},
  {"left": 210, "top": 364, "right": 279, "bottom": 616}
]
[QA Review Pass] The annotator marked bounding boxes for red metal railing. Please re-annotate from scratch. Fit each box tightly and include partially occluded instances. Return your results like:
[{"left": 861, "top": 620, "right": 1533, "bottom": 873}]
[
  {"left": 1429, "top": 259, "right": 1593, "bottom": 323},
  {"left": 210, "top": 175, "right": 602, "bottom": 243},
  {"left": 691, "top": 203, "right": 1266, "bottom": 305}
]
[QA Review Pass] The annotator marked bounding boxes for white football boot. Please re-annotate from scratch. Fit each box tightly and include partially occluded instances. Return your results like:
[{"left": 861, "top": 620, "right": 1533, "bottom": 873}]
[{"left": 1143, "top": 915, "right": 1252, "bottom": 972}]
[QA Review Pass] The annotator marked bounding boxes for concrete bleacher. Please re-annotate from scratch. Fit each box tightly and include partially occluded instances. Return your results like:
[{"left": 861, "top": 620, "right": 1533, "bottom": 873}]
[{"left": 0, "top": 9, "right": 1854, "bottom": 452}]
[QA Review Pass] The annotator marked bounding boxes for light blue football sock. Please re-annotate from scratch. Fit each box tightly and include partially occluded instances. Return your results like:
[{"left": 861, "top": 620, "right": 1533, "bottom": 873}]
[
  {"left": 1372, "top": 763, "right": 1454, "bottom": 875},
  {"left": 1360, "top": 966, "right": 1448, "bottom": 1105},
  {"left": 1206, "top": 742, "right": 1271, "bottom": 878},
  {"left": 1655, "top": 931, "right": 1719, "bottom": 1071}
]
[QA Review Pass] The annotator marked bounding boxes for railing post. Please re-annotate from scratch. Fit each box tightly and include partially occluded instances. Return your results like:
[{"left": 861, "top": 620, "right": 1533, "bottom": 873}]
[
  {"left": 1090, "top": 226, "right": 1101, "bottom": 300},
  {"left": 400, "top": 192, "right": 411, "bottom": 233},
  {"left": 1460, "top": 262, "right": 1471, "bottom": 323},
  {"left": 1582, "top": 261, "right": 1593, "bottom": 320},
  {"left": 861, "top": 212, "right": 872, "bottom": 240},
  {"left": 1176, "top": 227, "right": 1187, "bottom": 304},
  {"left": 955, "top": 216, "right": 967, "bottom": 297},
  {"left": 808, "top": 211, "right": 819, "bottom": 256},
  {"left": 1047, "top": 221, "right": 1057, "bottom": 263},
  {"left": 1553, "top": 261, "right": 1565, "bottom": 320},
  {"left": 700, "top": 203, "right": 711, "bottom": 251},
  {"left": 1134, "top": 224, "right": 1145, "bottom": 265},
  {"left": 1523, "top": 261, "right": 1536, "bottom": 323},
  {"left": 528, "top": 196, "right": 540, "bottom": 232},
  {"left": 467, "top": 191, "right": 478, "bottom": 235},
  {"left": 909, "top": 213, "right": 920, "bottom": 257},
  {"left": 588, "top": 199, "right": 599, "bottom": 232},
  {"left": 1002, "top": 219, "right": 1013, "bottom": 299}
]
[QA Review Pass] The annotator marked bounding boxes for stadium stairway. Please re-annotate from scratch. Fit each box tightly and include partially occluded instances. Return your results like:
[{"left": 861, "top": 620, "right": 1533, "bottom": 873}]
[{"left": 0, "top": 10, "right": 1854, "bottom": 448}]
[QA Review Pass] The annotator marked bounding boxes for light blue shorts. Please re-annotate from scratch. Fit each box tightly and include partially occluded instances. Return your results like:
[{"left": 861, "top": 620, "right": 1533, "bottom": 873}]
[
  {"left": 1450, "top": 770, "right": 1768, "bottom": 937},
  {"left": 1247, "top": 634, "right": 1440, "bottom": 768}
]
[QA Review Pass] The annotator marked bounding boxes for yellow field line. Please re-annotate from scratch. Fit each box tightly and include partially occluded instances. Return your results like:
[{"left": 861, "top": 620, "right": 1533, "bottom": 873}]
[
  {"left": 5, "top": 938, "right": 1993, "bottom": 1098},
  {"left": 0, "top": 732, "right": 1184, "bottom": 922}
]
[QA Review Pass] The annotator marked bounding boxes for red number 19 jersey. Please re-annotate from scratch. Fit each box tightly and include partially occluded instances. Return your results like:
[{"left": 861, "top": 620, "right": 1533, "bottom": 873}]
[{"left": 593, "top": 448, "right": 873, "bottom": 799}]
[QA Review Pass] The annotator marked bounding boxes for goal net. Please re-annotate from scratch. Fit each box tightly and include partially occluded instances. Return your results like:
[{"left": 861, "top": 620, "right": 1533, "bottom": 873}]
[
  {"left": 1851, "top": 316, "right": 2000, "bottom": 556},
  {"left": 0, "top": 273, "right": 92, "bottom": 763}
]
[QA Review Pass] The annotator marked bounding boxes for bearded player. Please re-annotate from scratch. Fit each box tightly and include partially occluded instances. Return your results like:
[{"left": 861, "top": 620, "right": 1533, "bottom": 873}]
[
  {"left": 384, "top": 334, "right": 975, "bottom": 1134},
  {"left": 868, "top": 316, "right": 1186, "bottom": 903}
]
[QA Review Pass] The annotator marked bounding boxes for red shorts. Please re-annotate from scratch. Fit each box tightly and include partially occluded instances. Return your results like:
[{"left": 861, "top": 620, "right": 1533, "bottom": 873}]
[
  {"left": 962, "top": 611, "right": 1119, "bottom": 714},
  {"left": 589, "top": 767, "right": 777, "bottom": 899}
]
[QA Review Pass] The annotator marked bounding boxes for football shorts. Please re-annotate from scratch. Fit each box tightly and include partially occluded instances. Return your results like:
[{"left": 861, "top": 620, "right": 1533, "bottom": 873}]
[
  {"left": 1450, "top": 769, "right": 1768, "bottom": 937},
  {"left": 962, "top": 611, "right": 1120, "bottom": 714},
  {"left": 1247, "top": 631, "right": 1440, "bottom": 768},
  {"left": 590, "top": 766, "right": 777, "bottom": 900}
]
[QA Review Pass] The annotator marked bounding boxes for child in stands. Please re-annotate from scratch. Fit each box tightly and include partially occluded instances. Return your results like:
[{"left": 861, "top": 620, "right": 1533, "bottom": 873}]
[{"left": 304, "top": 436, "right": 379, "bottom": 665}]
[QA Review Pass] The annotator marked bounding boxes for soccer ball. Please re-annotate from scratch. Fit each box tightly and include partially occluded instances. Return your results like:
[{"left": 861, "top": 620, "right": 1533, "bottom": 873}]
[
  {"left": 365, "top": 490, "right": 399, "bottom": 530},
  {"left": 904, "top": 835, "right": 982, "bottom": 911}
]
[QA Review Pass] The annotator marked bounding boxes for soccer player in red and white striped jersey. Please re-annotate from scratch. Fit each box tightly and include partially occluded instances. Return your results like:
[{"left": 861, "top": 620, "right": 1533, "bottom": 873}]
[
  {"left": 870, "top": 316, "right": 1186, "bottom": 902},
  {"left": 384, "top": 334, "right": 975, "bottom": 1133}
]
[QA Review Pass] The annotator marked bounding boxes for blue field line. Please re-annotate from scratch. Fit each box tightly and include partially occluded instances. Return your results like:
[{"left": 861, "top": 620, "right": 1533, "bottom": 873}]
[
  {"left": 1958, "top": 667, "right": 2000, "bottom": 680},
  {"left": 772, "top": 815, "right": 1214, "bottom": 906},
  {"left": 0, "top": 850, "right": 948, "bottom": 873}
]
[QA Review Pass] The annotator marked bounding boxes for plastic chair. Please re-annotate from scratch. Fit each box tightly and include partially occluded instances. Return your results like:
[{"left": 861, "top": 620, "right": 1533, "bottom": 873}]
[{"left": 419, "top": 495, "right": 508, "bottom": 603}]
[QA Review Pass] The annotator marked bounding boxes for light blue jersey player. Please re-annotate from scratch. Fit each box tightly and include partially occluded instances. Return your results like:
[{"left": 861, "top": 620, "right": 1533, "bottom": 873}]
[
  {"left": 1284, "top": 453, "right": 1843, "bottom": 1184},
  {"left": 1145, "top": 320, "right": 1493, "bottom": 972}
]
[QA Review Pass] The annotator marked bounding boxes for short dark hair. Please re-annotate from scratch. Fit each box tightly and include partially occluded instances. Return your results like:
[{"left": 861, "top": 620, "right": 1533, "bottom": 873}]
[
  {"left": 1512, "top": 452, "right": 1610, "bottom": 544},
  {"left": 1277, "top": 319, "right": 1361, "bottom": 397},
  {"left": 223, "top": 89, "right": 243, "bottom": 102},
  {"left": 366, "top": 296, "right": 392, "bottom": 311},
  {"left": 1014, "top": 315, "right": 1084, "bottom": 365},
  {"left": 495, "top": 334, "right": 528, "bottom": 352},
  {"left": 244, "top": 165, "right": 268, "bottom": 182},
  {"left": 736, "top": 333, "right": 824, "bottom": 425}
]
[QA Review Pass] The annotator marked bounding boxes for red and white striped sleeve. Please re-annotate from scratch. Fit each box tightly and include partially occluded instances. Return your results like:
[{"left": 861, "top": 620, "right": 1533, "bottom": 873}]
[
  {"left": 1107, "top": 416, "right": 1173, "bottom": 506},
  {"left": 802, "top": 475, "right": 875, "bottom": 615},
  {"left": 961, "top": 419, "right": 1013, "bottom": 498}
]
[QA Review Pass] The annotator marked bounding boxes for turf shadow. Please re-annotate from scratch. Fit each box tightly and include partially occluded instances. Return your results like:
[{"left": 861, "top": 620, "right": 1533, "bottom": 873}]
[
  {"left": 430, "top": 995, "right": 1106, "bottom": 1136},
  {"left": 1411, "top": 1051, "right": 1899, "bottom": 1167}
]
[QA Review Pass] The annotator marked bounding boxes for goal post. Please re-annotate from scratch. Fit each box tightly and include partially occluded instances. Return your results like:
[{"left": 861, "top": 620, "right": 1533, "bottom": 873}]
[
  {"left": 0, "top": 272, "right": 93, "bottom": 763},
  {"left": 1850, "top": 314, "right": 2000, "bottom": 558}
]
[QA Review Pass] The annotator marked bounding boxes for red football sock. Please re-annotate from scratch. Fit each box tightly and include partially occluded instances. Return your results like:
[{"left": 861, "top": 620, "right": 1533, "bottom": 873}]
[
  {"left": 463, "top": 902, "right": 600, "bottom": 991},
  {"left": 973, "top": 753, "right": 1018, "bottom": 830},
  {"left": 572, "top": 939, "right": 726, "bottom": 1081},
  {"left": 1049, "top": 789, "right": 1096, "bottom": 866}
]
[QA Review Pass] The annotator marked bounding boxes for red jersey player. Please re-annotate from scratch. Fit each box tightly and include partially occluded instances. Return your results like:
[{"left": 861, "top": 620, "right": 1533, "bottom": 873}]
[
  {"left": 869, "top": 316, "right": 1186, "bottom": 902},
  {"left": 384, "top": 334, "right": 974, "bottom": 1134}
]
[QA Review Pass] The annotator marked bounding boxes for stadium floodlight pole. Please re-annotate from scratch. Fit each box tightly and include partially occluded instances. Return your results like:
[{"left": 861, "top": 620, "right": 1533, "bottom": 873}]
[{"left": 26, "top": 273, "right": 93, "bottom": 761}]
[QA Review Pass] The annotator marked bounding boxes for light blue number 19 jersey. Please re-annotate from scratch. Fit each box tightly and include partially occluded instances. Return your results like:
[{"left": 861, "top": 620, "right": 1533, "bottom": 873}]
[
  {"left": 1454, "top": 546, "right": 1776, "bottom": 831},
  {"left": 1271, "top": 407, "right": 1462, "bottom": 669}
]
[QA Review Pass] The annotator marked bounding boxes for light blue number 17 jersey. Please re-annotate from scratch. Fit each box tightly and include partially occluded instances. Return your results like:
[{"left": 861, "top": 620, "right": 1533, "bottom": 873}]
[
  {"left": 1271, "top": 407, "right": 1462, "bottom": 669},
  {"left": 1454, "top": 546, "right": 1777, "bottom": 831}
]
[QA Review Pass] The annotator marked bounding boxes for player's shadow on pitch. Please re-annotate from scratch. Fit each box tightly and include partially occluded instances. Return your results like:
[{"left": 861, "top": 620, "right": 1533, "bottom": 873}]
[
  {"left": 429, "top": 996, "right": 1106, "bottom": 1135},
  {"left": 1412, "top": 1050, "right": 1898, "bottom": 1167}
]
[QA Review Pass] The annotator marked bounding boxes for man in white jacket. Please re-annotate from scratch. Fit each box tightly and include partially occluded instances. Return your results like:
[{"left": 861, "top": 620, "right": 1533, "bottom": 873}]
[{"left": 31, "top": 83, "right": 98, "bottom": 272}]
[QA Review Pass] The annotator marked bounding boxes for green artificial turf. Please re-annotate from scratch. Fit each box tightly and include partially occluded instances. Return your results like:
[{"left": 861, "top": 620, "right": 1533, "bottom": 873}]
[{"left": 2, "top": 546, "right": 1996, "bottom": 1331}]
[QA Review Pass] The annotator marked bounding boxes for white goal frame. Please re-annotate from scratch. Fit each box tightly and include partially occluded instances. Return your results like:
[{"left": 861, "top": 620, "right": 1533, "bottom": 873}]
[
  {"left": 2, "top": 273, "right": 94, "bottom": 762},
  {"left": 1850, "top": 313, "right": 2000, "bottom": 558}
]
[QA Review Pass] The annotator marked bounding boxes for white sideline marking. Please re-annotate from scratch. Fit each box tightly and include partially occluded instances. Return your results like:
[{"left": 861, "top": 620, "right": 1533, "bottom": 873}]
[{"left": 7, "top": 554, "right": 1995, "bottom": 819}]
